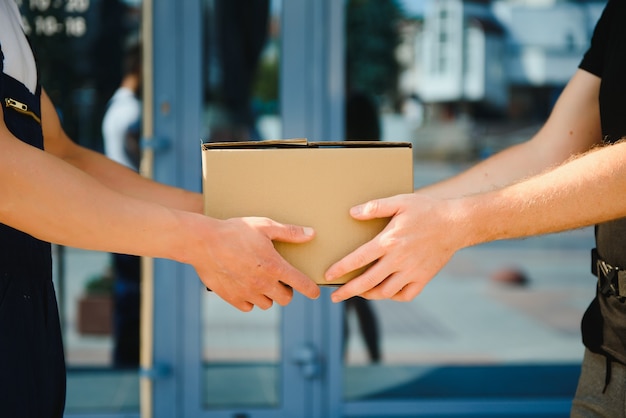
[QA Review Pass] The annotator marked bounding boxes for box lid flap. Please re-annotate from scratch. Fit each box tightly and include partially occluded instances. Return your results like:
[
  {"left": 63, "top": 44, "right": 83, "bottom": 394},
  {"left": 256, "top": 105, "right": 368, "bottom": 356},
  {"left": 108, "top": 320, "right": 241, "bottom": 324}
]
[{"left": 202, "top": 138, "right": 412, "bottom": 150}]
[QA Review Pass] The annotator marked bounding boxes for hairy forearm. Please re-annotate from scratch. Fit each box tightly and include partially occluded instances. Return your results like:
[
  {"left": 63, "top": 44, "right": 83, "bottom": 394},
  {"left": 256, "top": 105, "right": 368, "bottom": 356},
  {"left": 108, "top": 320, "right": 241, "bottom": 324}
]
[
  {"left": 419, "top": 141, "right": 546, "bottom": 198},
  {"left": 458, "top": 141, "right": 626, "bottom": 246},
  {"left": 420, "top": 129, "right": 598, "bottom": 200},
  {"left": 421, "top": 70, "right": 602, "bottom": 200}
]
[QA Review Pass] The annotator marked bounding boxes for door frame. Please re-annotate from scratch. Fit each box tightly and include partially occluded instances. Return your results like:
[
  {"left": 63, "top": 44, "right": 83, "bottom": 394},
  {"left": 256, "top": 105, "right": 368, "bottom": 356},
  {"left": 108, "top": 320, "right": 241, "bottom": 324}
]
[{"left": 149, "top": 0, "right": 204, "bottom": 416}]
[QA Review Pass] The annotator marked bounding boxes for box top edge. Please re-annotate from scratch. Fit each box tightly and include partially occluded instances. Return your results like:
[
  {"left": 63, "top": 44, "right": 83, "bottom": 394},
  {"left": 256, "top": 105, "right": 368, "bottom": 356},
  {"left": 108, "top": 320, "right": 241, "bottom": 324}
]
[{"left": 202, "top": 139, "right": 412, "bottom": 150}]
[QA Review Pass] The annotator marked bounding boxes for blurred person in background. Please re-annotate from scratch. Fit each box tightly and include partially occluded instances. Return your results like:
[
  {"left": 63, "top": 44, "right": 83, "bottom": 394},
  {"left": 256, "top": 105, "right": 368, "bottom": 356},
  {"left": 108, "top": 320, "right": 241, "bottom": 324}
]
[{"left": 102, "top": 39, "right": 142, "bottom": 368}]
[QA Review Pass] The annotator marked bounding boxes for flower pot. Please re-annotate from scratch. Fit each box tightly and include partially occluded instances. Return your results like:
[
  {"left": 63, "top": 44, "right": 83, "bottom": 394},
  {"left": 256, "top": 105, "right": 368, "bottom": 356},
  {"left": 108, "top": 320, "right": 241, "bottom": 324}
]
[{"left": 77, "top": 294, "right": 113, "bottom": 335}]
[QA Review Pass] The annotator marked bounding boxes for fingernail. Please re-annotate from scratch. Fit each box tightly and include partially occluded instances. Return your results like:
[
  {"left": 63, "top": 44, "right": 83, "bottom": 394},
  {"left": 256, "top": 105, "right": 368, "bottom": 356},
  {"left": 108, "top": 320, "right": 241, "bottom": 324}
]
[
  {"left": 350, "top": 205, "right": 363, "bottom": 216},
  {"left": 303, "top": 226, "right": 314, "bottom": 236}
]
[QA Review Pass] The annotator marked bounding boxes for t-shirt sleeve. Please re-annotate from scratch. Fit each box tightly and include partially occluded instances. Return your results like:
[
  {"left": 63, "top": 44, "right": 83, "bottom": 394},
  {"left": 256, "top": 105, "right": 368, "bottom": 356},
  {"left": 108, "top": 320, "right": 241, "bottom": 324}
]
[{"left": 579, "top": 0, "right": 614, "bottom": 77}]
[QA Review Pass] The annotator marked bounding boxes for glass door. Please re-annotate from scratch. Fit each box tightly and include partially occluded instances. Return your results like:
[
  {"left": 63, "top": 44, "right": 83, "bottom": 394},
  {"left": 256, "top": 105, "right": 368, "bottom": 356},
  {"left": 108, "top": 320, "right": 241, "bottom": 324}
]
[
  {"left": 198, "top": 1, "right": 294, "bottom": 414},
  {"left": 177, "top": 0, "right": 341, "bottom": 417},
  {"left": 147, "top": 0, "right": 596, "bottom": 416},
  {"left": 339, "top": 1, "right": 593, "bottom": 417}
]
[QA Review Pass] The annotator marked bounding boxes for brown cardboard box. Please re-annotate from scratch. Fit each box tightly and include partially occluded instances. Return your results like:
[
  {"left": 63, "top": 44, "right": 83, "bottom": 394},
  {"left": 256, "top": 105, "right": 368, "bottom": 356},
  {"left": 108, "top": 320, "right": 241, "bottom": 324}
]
[{"left": 202, "top": 139, "right": 413, "bottom": 285}]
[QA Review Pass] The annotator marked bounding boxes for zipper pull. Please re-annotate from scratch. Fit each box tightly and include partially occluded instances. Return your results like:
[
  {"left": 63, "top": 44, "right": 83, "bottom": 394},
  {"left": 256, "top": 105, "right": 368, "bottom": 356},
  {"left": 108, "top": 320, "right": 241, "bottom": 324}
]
[{"left": 4, "top": 97, "right": 41, "bottom": 124}]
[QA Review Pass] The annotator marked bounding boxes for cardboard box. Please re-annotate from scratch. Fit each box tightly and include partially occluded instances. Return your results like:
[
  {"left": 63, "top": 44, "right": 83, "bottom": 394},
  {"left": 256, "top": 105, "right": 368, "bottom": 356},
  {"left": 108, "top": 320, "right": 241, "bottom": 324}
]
[{"left": 202, "top": 139, "right": 413, "bottom": 285}]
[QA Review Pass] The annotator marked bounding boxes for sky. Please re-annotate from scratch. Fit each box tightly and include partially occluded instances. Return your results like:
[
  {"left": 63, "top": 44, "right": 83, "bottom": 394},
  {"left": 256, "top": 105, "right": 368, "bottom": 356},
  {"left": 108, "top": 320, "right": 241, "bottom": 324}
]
[
  {"left": 269, "top": 0, "right": 428, "bottom": 18},
  {"left": 398, "top": 0, "right": 428, "bottom": 17}
]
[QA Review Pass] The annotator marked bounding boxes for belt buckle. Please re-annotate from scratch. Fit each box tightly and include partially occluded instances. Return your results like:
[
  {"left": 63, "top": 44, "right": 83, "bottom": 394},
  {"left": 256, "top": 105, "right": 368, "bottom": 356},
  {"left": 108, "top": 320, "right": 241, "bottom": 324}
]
[{"left": 597, "top": 259, "right": 623, "bottom": 299}]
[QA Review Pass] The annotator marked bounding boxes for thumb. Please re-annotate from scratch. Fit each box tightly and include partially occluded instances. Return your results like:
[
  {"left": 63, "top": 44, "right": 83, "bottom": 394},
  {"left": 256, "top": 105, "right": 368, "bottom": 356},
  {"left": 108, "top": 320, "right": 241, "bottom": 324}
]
[{"left": 350, "top": 196, "right": 400, "bottom": 220}]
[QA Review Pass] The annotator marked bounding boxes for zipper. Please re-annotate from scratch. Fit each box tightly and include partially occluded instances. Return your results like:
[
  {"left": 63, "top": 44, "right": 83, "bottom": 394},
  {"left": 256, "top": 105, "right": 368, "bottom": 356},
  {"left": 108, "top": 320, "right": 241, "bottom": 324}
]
[{"left": 4, "top": 97, "right": 41, "bottom": 124}]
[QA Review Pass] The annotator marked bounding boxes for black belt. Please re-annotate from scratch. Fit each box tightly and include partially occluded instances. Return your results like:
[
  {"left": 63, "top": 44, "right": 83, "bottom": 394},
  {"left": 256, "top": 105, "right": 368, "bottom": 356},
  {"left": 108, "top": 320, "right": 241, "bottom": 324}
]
[{"left": 591, "top": 248, "right": 626, "bottom": 301}]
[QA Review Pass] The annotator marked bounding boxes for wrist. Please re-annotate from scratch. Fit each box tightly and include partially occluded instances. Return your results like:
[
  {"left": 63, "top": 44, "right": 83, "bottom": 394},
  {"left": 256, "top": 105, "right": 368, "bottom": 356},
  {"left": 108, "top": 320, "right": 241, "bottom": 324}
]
[
  {"left": 450, "top": 195, "right": 496, "bottom": 249},
  {"left": 163, "top": 210, "right": 213, "bottom": 265}
]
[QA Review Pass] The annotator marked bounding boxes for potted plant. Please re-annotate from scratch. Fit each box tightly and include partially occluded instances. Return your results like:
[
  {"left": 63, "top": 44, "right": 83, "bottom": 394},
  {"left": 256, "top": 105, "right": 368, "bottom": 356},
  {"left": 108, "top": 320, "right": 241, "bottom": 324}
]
[{"left": 76, "top": 267, "right": 114, "bottom": 335}]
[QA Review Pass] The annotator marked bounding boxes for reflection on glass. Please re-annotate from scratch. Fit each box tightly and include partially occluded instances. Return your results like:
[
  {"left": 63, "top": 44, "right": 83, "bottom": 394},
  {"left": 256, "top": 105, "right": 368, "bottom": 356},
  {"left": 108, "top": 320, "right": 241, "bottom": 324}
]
[
  {"left": 203, "top": 0, "right": 281, "bottom": 142},
  {"left": 343, "top": 0, "right": 593, "bottom": 402},
  {"left": 201, "top": 0, "right": 283, "bottom": 409},
  {"left": 202, "top": 294, "right": 281, "bottom": 408},
  {"left": 342, "top": 298, "right": 382, "bottom": 365}
]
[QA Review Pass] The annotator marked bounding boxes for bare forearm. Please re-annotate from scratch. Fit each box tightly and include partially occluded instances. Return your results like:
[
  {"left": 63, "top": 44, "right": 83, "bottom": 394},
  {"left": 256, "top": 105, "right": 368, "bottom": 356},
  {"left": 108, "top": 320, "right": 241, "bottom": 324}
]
[
  {"left": 0, "top": 89, "right": 320, "bottom": 311},
  {"left": 61, "top": 144, "right": 203, "bottom": 213},
  {"left": 327, "top": 70, "right": 606, "bottom": 302},
  {"left": 459, "top": 141, "right": 626, "bottom": 246},
  {"left": 419, "top": 141, "right": 546, "bottom": 198},
  {"left": 0, "top": 136, "right": 200, "bottom": 261},
  {"left": 39, "top": 88, "right": 203, "bottom": 214},
  {"left": 420, "top": 130, "right": 597, "bottom": 199},
  {"left": 421, "top": 70, "right": 602, "bottom": 199},
  {"left": 327, "top": 141, "right": 626, "bottom": 303}
]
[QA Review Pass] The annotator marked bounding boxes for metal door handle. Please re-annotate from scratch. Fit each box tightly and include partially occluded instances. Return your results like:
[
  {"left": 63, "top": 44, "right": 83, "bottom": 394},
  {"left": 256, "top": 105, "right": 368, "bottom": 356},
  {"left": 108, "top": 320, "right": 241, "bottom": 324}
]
[{"left": 291, "top": 343, "right": 321, "bottom": 379}]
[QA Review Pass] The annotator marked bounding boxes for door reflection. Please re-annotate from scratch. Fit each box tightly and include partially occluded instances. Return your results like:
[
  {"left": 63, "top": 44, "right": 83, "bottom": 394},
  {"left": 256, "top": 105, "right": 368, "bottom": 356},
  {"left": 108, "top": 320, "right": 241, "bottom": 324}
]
[
  {"left": 203, "top": 0, "right": 278, "bottom": 143},
  {"left": 202, "top": 293, "right": 281, "bottom": 408}
]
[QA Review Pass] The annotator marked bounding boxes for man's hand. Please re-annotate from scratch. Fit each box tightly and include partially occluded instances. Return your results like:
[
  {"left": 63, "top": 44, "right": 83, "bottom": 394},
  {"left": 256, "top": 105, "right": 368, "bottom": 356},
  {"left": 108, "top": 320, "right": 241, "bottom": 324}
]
[
  {"left": 191, "top": 216, "right": 320, "bottom": 311},
  {"left": 325, "top": 193, "right": 466, "bottom": 303}
]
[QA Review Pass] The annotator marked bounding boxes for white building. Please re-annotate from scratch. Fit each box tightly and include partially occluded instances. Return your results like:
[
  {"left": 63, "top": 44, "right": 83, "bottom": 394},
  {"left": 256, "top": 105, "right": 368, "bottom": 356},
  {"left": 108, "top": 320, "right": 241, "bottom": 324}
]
[
  {"left": 409, "top": 0, "right": 605, "bottom": 114},
  {"left": 417, "top": 0, "right": 507, "bottom": 109}
]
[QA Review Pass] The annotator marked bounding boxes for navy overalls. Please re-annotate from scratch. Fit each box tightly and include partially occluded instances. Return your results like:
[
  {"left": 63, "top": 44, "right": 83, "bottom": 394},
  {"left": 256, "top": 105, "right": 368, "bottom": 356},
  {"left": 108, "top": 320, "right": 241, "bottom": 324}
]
[{"left": 0, "top": 47, "right": 66, "bottom": 417}]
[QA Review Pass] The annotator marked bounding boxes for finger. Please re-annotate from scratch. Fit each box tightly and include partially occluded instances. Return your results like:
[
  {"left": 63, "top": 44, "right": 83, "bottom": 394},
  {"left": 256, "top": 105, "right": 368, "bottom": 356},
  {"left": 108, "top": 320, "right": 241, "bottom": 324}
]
[
  {"left": 231, "top": 299, "right": 255, "bottom": 312},
  {"left": 234, "top": 271, "right": 285, "bottom": 309},
  {"left": 275, "top": 261, "right": 320, "bottom": 300},
  {"left": 210, "top": 287, "right": 254, "bottom": 312},
  {"left": 260, "top": 221, "right": 316, "bottom": 244},
  {"left": 266, "top": 282, "right": 294, "bottom": 306},
  {"left": 350, "top": 195, "right": 404, "bottom": 221},
  {"left": 357, "top": 272, "right": 402, "bottom": 300},
  {"left": 251, "top": 295, "right": 274, "bottom": 311},
  {"left": 325, "top": 238, "right": 383, "bottom": 283},
  {"left": 330, "top": 260, "right": 391, "bottom": 303},
  {"left": 390, "top": 282, "right": 424, "bottom": 302},
  {"left": 283, "top": 275, "right": 320, "bottom": 300}
]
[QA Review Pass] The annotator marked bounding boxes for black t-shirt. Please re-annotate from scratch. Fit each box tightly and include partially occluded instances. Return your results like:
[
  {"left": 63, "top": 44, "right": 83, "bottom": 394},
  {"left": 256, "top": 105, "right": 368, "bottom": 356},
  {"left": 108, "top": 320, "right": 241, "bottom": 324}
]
[{"left": 578, "top": 0, "right": 626, "bottom": 364}]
